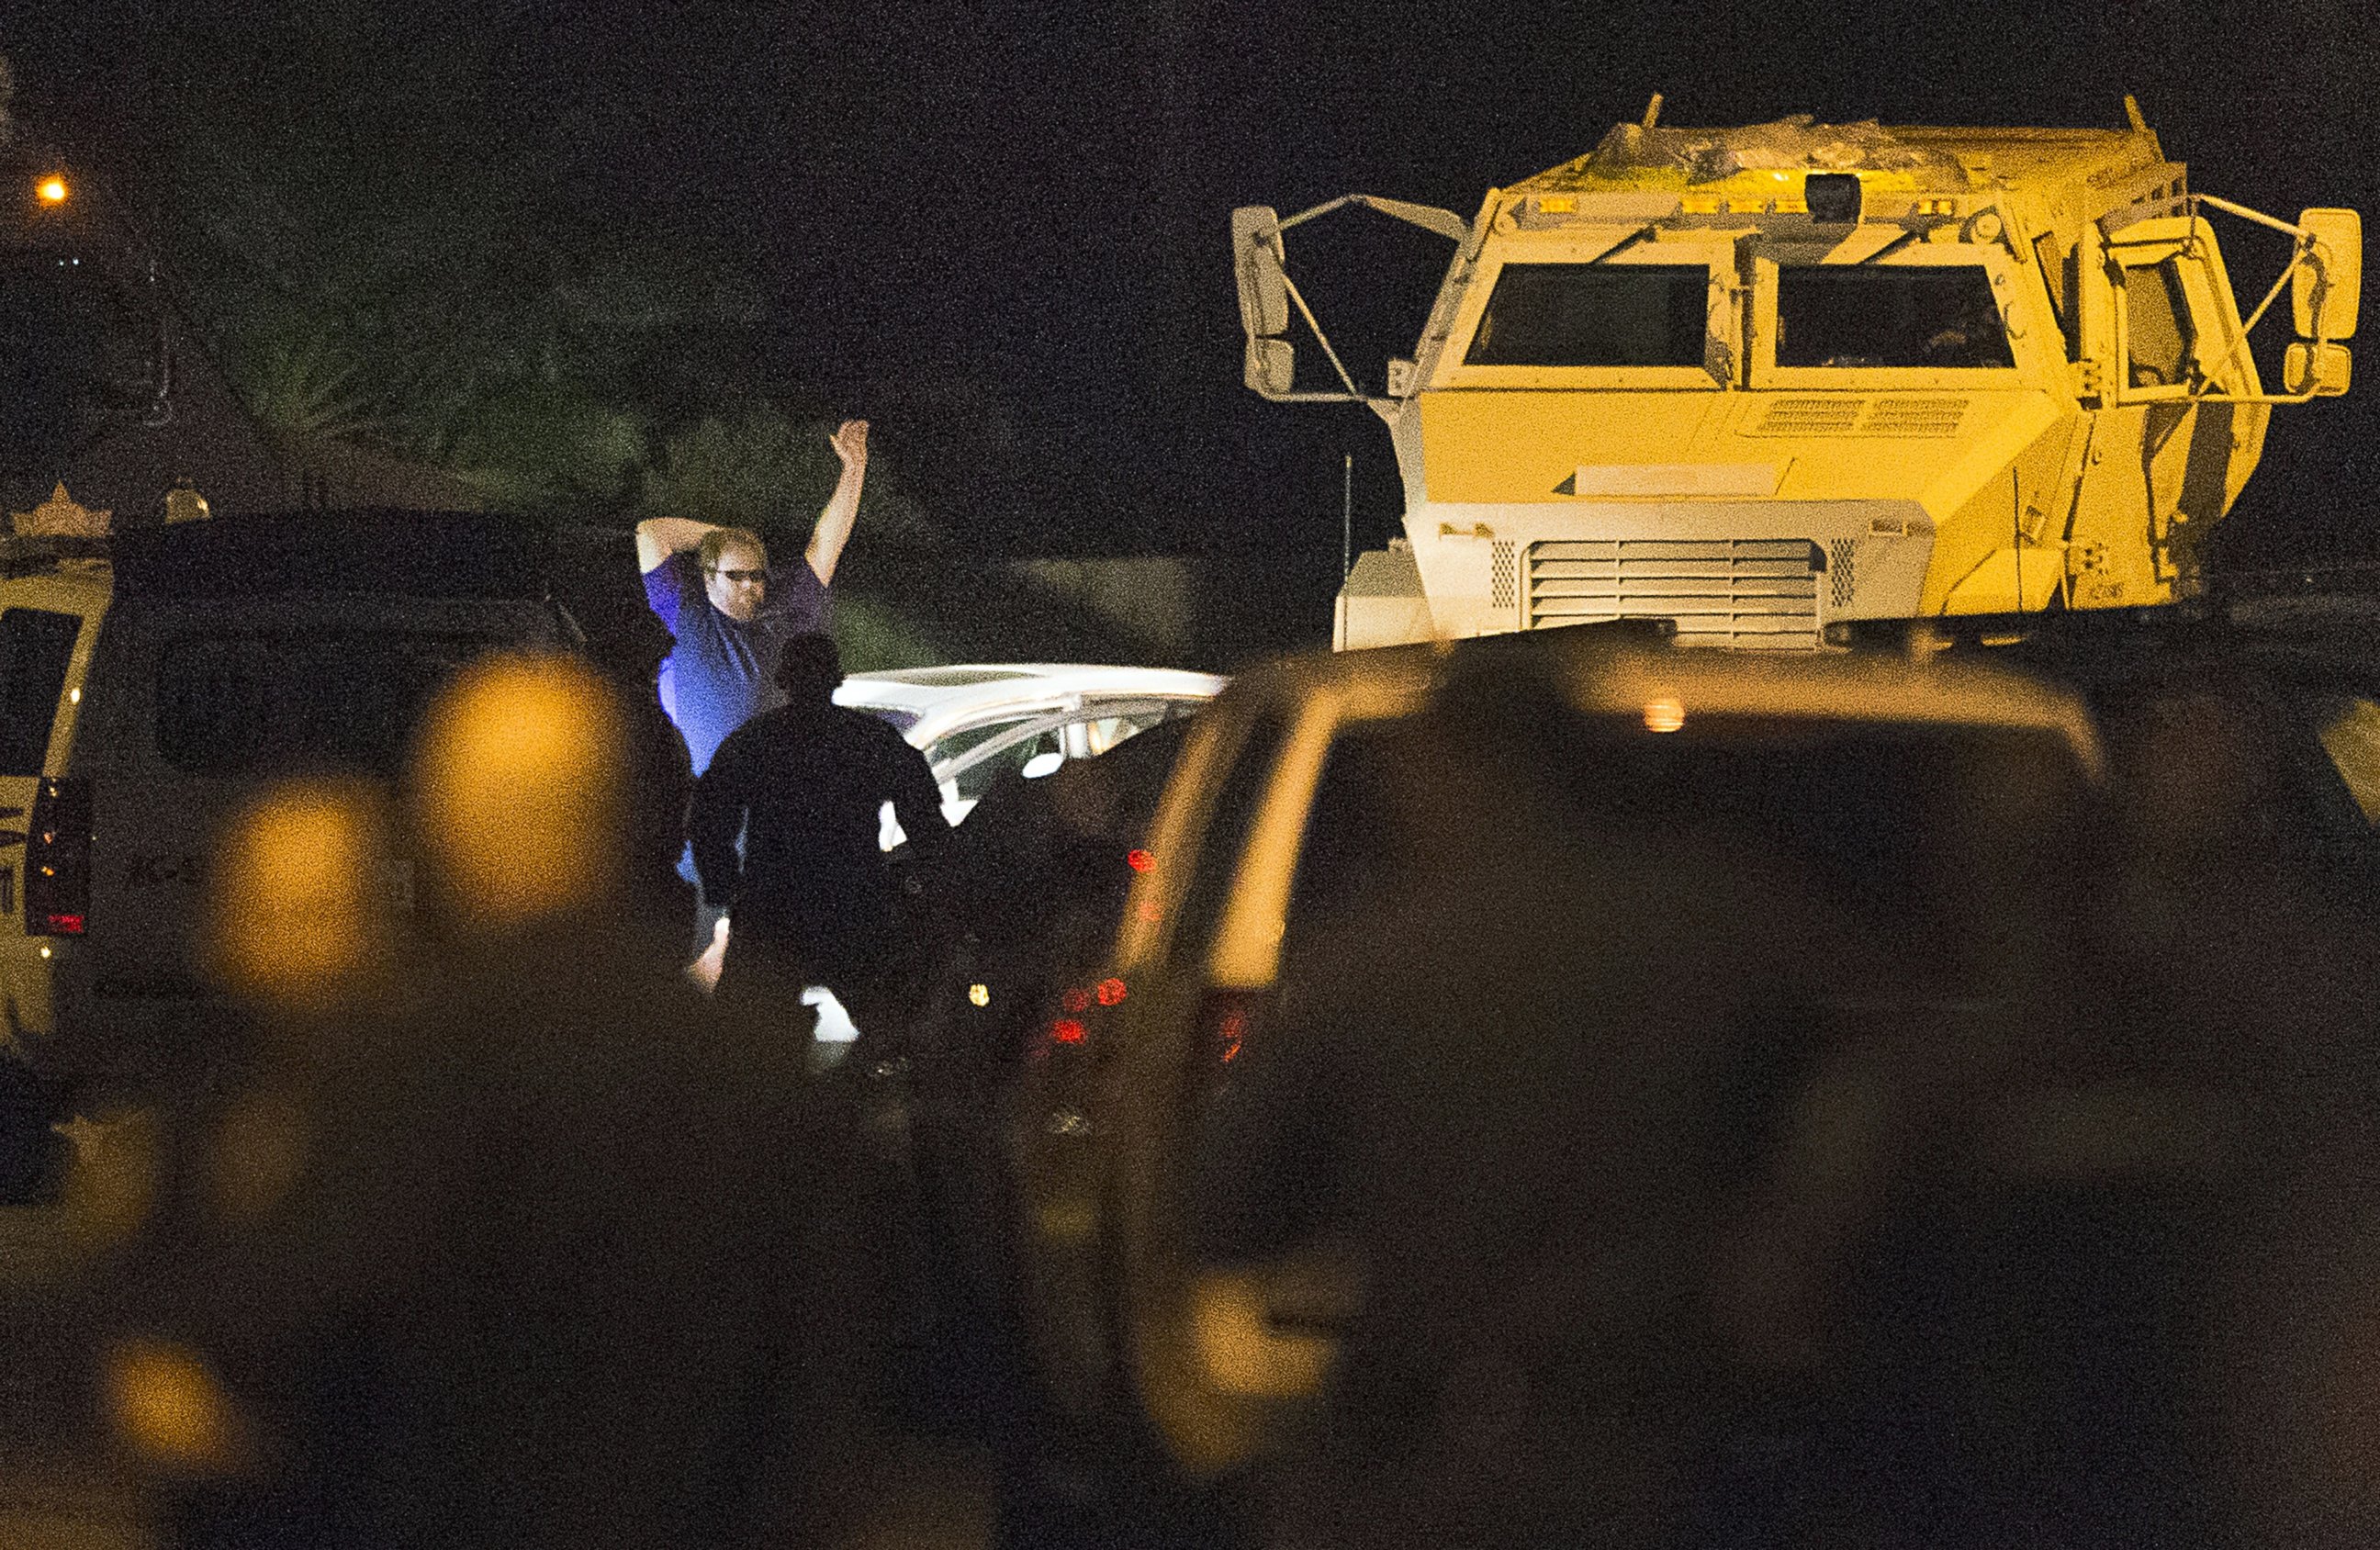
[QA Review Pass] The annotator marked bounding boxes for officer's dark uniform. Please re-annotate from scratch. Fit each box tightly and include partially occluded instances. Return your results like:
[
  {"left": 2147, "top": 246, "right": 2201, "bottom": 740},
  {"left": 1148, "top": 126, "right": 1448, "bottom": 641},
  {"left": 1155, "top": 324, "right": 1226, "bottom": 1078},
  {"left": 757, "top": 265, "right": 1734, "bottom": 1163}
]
[{"left": 690, "top": 636, "right": 951, "bottom": 1044}]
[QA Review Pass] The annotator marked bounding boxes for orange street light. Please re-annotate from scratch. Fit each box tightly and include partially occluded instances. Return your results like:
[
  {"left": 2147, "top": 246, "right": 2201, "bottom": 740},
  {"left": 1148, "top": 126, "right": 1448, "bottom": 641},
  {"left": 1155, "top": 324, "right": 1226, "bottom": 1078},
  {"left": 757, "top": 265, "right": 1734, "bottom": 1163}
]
[{"left": 36, "top": 175, "right": 70, "bottom": 205}]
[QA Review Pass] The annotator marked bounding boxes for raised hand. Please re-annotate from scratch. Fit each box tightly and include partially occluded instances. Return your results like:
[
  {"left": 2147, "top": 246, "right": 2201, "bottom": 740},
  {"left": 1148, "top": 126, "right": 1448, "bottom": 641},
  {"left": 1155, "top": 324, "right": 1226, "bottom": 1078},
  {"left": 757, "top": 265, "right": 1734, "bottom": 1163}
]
[{"left": 829, "top": 419, "right": 869, "bottom": 467}]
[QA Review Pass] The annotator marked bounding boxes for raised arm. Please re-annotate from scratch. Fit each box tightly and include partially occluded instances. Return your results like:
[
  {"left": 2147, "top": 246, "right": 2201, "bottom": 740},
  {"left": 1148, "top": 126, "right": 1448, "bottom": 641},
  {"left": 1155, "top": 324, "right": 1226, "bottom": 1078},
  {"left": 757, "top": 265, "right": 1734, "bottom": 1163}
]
[
  {"left": 635, "top": 517, "right": 723, "bottom": 576},
  {"left": 804, "top": 420, "right": 869, "bottom": 587}
]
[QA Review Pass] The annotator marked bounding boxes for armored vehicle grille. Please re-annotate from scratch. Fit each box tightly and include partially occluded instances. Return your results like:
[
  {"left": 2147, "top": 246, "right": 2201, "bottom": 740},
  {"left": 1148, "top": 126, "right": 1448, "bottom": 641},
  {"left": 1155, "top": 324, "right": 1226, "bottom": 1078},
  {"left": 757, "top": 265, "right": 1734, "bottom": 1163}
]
[
  {"left": 1526, "top": 539, "right": 1820, "bottom": 648},
  {"left": 1751, "top": 399, "right": 1862, "bottom": 436},
  {"left": 1745, "top": 397, "right": 1970, "bottom": 438},
  {"left": 1858, "top": 398, "right": 1969, "bottom": 436}
]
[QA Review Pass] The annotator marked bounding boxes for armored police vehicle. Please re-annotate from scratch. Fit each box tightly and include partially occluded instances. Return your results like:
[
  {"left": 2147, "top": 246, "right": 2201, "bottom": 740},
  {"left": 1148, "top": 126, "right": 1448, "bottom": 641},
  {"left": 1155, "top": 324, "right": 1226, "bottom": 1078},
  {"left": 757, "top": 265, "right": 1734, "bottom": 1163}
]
[{"left": 1232, "top": 103, "right": 2361, "bottom": 648}]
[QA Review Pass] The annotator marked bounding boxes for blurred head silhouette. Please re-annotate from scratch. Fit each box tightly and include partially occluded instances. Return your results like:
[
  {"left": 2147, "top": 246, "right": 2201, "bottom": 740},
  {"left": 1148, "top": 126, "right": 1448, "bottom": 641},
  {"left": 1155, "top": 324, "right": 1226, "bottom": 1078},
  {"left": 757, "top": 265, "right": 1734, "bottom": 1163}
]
[
  {"left": 407, "top": 652, "right": 633, "bottom": 931},
  {"left": 207, "top": 780, "right": 399, "bottom": 1016},
  {"left": 772, "top": 631, "right": 843, "bottom": 705}
]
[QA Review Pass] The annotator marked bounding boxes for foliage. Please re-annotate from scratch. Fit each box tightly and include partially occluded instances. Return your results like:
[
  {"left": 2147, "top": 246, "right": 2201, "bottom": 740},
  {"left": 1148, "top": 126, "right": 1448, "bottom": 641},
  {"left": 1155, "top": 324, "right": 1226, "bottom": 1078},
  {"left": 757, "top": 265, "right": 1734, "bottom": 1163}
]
[
  {"left": 114, "top": 4, "right": 799, "bottom": 514},
  {"left": 221, "top": 316, "right": 387, "bottom": 446},
  {"left": 641, "top": 411, "right": 940, "bottom": 545}
]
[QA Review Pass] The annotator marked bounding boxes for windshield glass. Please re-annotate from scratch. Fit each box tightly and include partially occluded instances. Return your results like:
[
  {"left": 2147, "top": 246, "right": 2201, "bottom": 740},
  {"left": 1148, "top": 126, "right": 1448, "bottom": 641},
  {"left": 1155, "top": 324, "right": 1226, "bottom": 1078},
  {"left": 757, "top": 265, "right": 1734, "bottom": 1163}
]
[
  {"left": 155, "top": 631, "right": 506, "bottom": 776},
  {"left": 1776, "top": 264, "right": 2013, "bottom": 369},
  {"left": 1465, "top": 263, "right": 1708, "bottom": 367},
  {"left": 0, "top": 254, "right": 160, "bottom": 473}
]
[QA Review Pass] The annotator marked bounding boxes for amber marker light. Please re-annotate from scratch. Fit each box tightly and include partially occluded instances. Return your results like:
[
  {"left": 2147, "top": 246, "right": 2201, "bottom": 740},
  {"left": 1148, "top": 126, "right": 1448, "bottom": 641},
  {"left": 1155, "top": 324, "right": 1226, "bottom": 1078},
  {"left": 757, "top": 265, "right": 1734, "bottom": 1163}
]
[
  {"left": 1643, "top": 698, "right": 1686, "bottom": 734},
  {"left": 37, "top": 175, "right": 70, "bottom": 205}
]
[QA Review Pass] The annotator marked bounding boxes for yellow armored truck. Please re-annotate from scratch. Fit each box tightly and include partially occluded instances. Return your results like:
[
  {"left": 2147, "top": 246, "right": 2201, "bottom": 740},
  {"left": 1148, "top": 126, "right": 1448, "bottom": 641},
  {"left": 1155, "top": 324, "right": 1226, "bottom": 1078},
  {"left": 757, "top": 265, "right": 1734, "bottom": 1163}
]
[{"left": 1233, "top": 104, "right": 2361, "bottom": 648}]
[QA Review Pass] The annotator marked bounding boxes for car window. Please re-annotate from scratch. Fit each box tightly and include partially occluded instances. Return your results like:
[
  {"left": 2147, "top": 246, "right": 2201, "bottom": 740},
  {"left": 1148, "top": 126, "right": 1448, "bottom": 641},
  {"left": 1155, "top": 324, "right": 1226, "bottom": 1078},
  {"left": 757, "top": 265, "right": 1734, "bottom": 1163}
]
[
  {"left": 1777, "top": 264, "right": 2014, "bottom": 369},
  {"left": 2123, "top": 258, "right": 2196, "bottom": 388},
  {"left": 1465, "top": 264, "right": 1709, "bottom": 367},
  {"left": 0, "top": 608, "right": 83, "bottom": 776},
  {"left": 936, "top": 702, "right": 1196, "bottom": 807},
  {"left": 154, "top": 631, "right": 500, "bottom": 776},
  {"left": 955, "top": 725, "right": 1064, "bottom": 805},
  {"left": 926, "top": 715, "right": 1043, "bottom": 770},
  {"left": 1169, "top": 710, "right": 1291, "bottom": 974},
  {"left": 1280, "top": 721, "right": 1416, "bottom": 955},
  {"left": 1071, "top": 707, "right": 1176, "bottom": 759}
]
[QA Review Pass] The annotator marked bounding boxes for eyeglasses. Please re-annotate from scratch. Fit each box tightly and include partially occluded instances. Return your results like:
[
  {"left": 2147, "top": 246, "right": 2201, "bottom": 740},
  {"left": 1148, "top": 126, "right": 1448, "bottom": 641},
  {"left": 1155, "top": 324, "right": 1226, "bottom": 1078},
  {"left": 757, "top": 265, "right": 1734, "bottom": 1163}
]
[{"left": 705, "top": 567, "right": 768, "bottom": 585}]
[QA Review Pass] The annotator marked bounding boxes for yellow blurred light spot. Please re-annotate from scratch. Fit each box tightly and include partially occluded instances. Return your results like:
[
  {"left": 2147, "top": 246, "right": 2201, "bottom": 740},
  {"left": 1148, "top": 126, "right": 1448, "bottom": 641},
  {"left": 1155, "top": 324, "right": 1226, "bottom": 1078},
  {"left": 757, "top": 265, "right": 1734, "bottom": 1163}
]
[
  {"left": 37, "top": 944, "right": 51, "bottom": 960},
  {"left": 37, "top": 175, "right": 69, "bottom": 205},
  {"left": 67, "top": 687, "right": 81, "bottom": 704},
  {"left": 410, "top": 654, "right": 629, "bottom": 927},
  {"left": 107, "top": 1340, "right": 247, "bottom": 1474},
  {"left": 968, "top": 983, "right": 991, "bottom": 1007},
  {"left": 1188, "top": 1272, "right": 1337, "bottom": 1398},
  {"left": 1535, "top": 194, "right": 1577, "bottom": 214},
  {"left": 1644, "top": 698, "right": 1686, "bottom": 734},
  {"left": 208, "top": 781, "right": 391, "bottom": 1011}
]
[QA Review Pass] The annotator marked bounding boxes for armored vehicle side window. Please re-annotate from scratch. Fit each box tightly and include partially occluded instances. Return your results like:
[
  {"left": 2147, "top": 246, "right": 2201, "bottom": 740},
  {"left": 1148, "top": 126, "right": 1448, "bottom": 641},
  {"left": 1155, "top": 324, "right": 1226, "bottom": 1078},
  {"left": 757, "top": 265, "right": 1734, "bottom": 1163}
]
[
  {"left": 155, "top": 632, "right": 495, "bottom": 776},
  {"left": 1776, "top": 265, "right": 2013, "bottom": 369},
  {"left": 2122, "top": 260, "right": 2196, "bottom": 388},
  {"left": 1464, "top": 264, "right": 1707, "bottom": 367},
  {"left": 0, "top": 609, "right": 84, "bottom": 776}
]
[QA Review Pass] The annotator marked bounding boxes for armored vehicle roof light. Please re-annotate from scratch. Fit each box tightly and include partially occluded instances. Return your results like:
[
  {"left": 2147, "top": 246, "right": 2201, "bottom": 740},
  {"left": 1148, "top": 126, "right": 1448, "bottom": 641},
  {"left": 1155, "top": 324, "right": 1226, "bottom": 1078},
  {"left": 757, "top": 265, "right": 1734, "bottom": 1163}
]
[{"left": 1804, "top": 172, "right": 1861, "bottom": 223}]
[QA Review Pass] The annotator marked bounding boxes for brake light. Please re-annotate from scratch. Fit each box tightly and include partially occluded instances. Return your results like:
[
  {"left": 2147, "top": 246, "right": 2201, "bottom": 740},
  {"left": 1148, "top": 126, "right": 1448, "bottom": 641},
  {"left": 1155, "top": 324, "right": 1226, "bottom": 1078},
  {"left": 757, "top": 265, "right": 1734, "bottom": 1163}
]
[
  {"left": 1050, "top": 1018, "right": 1086, "bottom": 1044},
  {"left": 1195, "top": 989, "right": 1266, "bottom": 1069},
  {"left": 1095, "top": 977, "right": 1128, "bottom": 1006},
  {"left": 1127, "top": 848, "right": 1154, "bottom": 873},
  {"left": 1217, "top": 1005, "right": 1247, "bottom": 1062},
  {"left": 27, "top": 778, "right": 92, "bottom": 938}
]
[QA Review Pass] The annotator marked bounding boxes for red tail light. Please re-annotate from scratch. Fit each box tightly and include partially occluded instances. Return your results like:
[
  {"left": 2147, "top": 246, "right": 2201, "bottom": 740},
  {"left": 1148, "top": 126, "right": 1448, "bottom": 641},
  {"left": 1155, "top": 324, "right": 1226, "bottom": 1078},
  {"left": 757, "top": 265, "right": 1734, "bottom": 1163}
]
[
  {"left": 27, "top": 778, "right": 92, "bottom": 938},
  {"left": 1195, "top": 989, "right": 1267, "bottom": 1069}
]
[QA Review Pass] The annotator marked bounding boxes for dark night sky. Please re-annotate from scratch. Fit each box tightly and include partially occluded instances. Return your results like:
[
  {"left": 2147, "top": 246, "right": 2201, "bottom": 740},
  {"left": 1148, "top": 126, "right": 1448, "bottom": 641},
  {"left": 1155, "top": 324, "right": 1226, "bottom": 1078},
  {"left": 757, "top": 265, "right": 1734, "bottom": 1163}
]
[{"left": 14, "top": 0, "right": 2380, "bottom": 571}]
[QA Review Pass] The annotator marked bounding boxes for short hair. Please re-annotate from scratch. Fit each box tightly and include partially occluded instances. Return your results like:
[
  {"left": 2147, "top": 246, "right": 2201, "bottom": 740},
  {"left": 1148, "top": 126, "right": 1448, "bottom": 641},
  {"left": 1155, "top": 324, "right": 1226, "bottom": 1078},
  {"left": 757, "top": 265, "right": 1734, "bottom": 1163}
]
[
  {"left": 773, "top": 632, "right": 844, "bottom": 698},
  {"left": 695, "top": 526, "right": 768, "bottom": 573}
]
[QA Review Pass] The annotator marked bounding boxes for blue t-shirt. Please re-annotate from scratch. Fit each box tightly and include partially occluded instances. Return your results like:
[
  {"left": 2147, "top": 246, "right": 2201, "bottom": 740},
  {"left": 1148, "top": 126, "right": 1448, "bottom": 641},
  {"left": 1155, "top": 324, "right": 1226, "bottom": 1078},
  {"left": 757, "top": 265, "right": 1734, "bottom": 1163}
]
[{"left": 645, "top": 551, "right": 830, "bottom": 773}]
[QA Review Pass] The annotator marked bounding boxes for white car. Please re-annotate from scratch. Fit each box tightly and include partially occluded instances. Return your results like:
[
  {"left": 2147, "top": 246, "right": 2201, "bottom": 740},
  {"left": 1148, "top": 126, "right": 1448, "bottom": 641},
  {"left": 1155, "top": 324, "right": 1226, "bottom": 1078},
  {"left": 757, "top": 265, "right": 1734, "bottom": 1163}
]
[
  {"left": 690, "top": 664, "right": 1222, "bottom": 1031},
  {"left": 836, "top": 663, "right": 1226, "bottom": 835},
  {"left": 708, "top": 664, "right": 1224, "bottom": 1042}
]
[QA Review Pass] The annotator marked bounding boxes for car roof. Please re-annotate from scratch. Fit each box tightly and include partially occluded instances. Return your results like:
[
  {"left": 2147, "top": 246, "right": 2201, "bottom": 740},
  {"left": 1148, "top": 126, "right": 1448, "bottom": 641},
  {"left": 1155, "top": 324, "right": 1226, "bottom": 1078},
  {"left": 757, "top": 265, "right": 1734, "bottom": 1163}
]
[
  {"left": 836, "top": 663, "right": 1227, "bottom": 741},
  {"left": 1218, "top": 628, "right": 2104, "bottom": 776}
]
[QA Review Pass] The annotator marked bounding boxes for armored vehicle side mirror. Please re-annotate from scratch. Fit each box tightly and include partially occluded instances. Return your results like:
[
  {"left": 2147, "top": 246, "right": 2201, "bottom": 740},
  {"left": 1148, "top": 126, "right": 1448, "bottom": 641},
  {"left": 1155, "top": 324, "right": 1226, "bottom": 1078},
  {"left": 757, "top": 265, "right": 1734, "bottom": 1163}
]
[
  {"left": 1234, "top": 207, "right": 1298, "bottom": 399},
  {"left": 2293, "top": 208, "right": 2361, "bottom": 342},
  {"left": 1233, "top": 206, "right": 1290, "bottom": 340},
  {"left": 2284, "top": 341, "right": 2352, "bottom": 397},
  {"left": 1245, "top": 337, "right": 1296, "bottom": 398}
]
